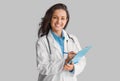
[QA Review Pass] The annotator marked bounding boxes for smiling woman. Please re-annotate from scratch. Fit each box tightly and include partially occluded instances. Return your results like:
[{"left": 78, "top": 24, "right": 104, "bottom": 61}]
[
  {"left": 36, "top": 3, "right": 86, "bottom": 81},
  {"left": 51, "top": 9, "right": 68, "bottom": 37}
]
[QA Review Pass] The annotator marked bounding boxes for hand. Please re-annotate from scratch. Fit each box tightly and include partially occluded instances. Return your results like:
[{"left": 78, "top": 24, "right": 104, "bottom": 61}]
[
  {"left": 64, "top": 62, "right": 74, "bottom": 71},
  {"left": 65, "top": 51, "right": 76, "bottom": 63}
]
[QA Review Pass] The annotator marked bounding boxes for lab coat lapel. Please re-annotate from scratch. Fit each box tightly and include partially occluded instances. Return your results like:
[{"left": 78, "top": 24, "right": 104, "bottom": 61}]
[
  {"left": 47, "top": 31, "right": 63, "bottom": 58},
  {"left": 63, "top": 30, "right": 69, "bottom": 53}
]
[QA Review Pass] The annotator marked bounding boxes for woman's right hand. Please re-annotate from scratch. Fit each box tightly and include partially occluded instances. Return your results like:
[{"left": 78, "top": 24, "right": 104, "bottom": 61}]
[{"left": 65, "top": 51, "right": 76, "bottom": 64}]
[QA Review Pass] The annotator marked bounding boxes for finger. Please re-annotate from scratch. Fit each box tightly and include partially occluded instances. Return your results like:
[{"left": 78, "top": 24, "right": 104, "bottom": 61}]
[
  {"left": 64, "top": 66, "right": 69, "bottom": 70},
  {"left": 64, "top": 67, "right": 67, "bottom": 70},
  {"left": 66, "top": 64, "right": 73, "bottom": 67},
  {"left": 66, "top": 64, "right": 70, "bottom": 66},
  {"left": 64, "top": 66, "right": 67, "bottom": 70},
  {"left": 70, "top": 51, "right": 76, "bottom": 54},
  {"left": 70, "top": 51, "right": 74, "bottom": 54},
  {"left": 66, "top": 66, "right": 73, "bottom": 71},
  {"left": 71, "top": 62, "right": 74, "bottom": 65},
  {"left": 64, "top": 65, "right": 69, "bottom": 68}
]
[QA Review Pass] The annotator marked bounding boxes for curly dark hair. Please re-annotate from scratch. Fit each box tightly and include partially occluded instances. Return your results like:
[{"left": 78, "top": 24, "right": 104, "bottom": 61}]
[{"left": 38, "top": 3, "right": 70, "bottom": 37}]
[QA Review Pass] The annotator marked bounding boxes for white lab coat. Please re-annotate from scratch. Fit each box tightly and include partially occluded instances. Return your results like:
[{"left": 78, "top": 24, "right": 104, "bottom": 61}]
[{"left": 36, "top": 30, "right": 86, "bottom": 81}]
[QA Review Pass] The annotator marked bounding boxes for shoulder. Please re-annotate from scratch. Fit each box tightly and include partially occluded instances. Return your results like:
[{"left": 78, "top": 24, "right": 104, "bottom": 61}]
[
  {"left": 36, "top": 35, "right": 47, "bottom": 45},
  {"left": 68, "top": 33, "right": 78, "bottom": 41},
  {"left": 69, "top": 33, "right": 77, "bottom": 38},
  {"left": 63, "top": 29, "right": 78, "bottom": 40}
]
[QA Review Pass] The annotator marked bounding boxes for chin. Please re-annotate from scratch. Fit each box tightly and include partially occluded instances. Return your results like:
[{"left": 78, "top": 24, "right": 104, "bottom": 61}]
[
  {"left": 55, "top": 28, "right": 63, "bottom": 31},
  {"left": 54, "top": 27, "right": 63, "bottom": 31}
]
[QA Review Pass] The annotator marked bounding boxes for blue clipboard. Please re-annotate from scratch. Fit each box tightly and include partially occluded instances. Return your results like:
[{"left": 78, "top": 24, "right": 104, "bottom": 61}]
[{"left": 68, "top": 45, "right": 92, "bottom": 64}]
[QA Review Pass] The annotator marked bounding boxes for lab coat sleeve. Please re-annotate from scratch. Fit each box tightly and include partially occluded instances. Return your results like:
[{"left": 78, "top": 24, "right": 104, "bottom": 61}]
[
  {"left": 71, "top": 35, "right": 86, "bottom": 76},
  {"left": 36, "top": 38, "right": 65, "bottom": 75},
  {"left": 74, "top": 56, "right": 86, "bottom": 76}
]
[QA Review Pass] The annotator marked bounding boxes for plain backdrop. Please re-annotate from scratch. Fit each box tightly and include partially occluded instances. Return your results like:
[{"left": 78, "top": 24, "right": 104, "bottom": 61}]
[{"left": 0, "top": 0, "right": 120, "bottom": 81}]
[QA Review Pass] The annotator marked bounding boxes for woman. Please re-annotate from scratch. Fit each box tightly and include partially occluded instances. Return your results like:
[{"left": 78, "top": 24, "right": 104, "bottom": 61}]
[{"left": 36, "top": 3, "right": 86, "bottom": 81}]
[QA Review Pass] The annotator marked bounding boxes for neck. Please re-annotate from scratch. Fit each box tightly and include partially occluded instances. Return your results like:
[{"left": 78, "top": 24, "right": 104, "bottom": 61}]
[{"left": 52, "top": 30, "right": 62, "bottom": 37}]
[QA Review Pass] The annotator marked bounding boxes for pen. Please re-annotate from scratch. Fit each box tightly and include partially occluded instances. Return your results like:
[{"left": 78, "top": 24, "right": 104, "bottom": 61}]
[{"left": 64, "top": 52, "right": 68, "bottom": 54}]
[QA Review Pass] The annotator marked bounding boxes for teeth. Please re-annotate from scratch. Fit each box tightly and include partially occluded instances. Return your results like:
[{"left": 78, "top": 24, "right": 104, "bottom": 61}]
[{"left": 56, "top": 24, "right": 61, "bottom": 27}]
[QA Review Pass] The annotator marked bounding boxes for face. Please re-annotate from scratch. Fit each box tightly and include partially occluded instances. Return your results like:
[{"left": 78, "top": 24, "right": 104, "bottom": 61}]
[{"left": 50, "top": 9, "right": 68, "bottom": 33}]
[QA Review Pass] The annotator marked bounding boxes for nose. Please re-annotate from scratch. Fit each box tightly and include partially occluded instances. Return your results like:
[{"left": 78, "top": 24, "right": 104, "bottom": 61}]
[{"left": 56, "top": 18, "right": 61, "bottom": 24}]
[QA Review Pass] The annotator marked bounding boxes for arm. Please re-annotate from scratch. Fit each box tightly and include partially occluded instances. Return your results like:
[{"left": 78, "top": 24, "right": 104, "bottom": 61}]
[
  {"left": 64, "top": 51, "right": 76, "bottom": 73},
  {"left": 74, "top": 36, "right": 86, "bottom": 76},
  {"left": 73, "top": 56, "right": 86, "bottom": 76},
  {"left": 69, "top": 35, "right": 87, "bottom": 76},
  {"left": 36, "top": 38, "right": 65, "bottom": 75}
]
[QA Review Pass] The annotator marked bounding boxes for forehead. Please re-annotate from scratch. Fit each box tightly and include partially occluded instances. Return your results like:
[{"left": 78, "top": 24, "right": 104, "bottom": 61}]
[{"left": 52, "top": 9, "right": 67, "bottom": 17}]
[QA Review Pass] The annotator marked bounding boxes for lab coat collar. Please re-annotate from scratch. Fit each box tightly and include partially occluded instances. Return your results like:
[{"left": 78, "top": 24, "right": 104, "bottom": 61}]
[
  {"left": 48, "top": 29, "right": 70, "bottom": 42},
  {"left": 47, "top": 30, "right": 63, "bottom": 58},
  {"left": 47, "top": 29, "right": 70, "bottom": 58},
  {"left": 62, "top": 29, "right": 69, "bottom": 41}
]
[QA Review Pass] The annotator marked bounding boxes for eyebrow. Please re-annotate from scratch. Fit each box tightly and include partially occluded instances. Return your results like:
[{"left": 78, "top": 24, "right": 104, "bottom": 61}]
[{"left": 52, "top": 15, "right": 66, "bottom": 17}]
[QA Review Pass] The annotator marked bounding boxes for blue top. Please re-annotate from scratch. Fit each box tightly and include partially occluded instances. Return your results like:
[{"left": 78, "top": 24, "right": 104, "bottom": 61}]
[{"left": 51, "top": 30, "right": 65, "bottom": 56}]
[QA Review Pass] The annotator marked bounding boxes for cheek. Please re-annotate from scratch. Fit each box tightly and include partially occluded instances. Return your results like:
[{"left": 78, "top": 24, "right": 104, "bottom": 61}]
[
  {"left": 51, "top": 19, "right": 56, "bottom": 25},
  {"left": 50, "top": 20, "right": 54, "bottom": 26},
  {"left": 63, "top": 21, "right": 67, "bottom": 25}
]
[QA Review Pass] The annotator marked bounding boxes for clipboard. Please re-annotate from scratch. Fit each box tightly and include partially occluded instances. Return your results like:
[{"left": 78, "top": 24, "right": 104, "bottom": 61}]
[{"left": 68, "top": 45, "right": 92, "bottom": 64}]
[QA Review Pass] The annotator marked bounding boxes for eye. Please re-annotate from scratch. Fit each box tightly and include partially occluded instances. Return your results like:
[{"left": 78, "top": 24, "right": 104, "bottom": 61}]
[
  {"left": 61, "top": 17, "right": 66, "bottom": 20},
  {"left": 52, "top": 16, "right": 57, "bottom": 19}
]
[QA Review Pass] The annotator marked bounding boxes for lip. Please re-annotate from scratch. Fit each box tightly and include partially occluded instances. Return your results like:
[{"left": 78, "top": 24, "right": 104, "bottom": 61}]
[{"left": 55, "top": 24, "right": 62, "bottom": 27}]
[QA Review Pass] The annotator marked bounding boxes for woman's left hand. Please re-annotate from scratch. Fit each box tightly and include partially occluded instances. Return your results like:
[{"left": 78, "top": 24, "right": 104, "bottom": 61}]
[{"left": 64, "top": 63, "right": 74, "bottom": 71}]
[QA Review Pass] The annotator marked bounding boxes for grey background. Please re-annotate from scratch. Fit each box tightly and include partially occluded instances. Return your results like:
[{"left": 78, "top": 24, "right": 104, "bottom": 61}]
[{"left": 0, "top": 0, "right": 120, "bottom": 81}]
